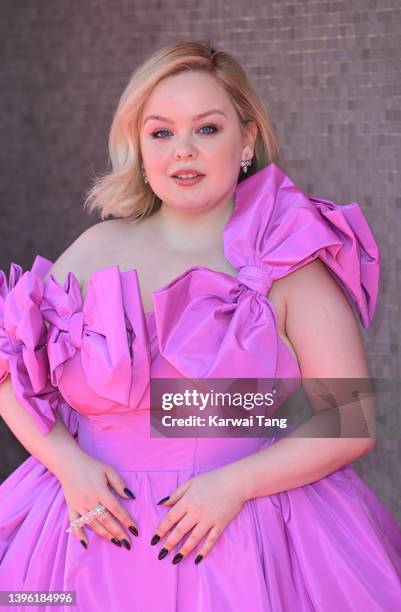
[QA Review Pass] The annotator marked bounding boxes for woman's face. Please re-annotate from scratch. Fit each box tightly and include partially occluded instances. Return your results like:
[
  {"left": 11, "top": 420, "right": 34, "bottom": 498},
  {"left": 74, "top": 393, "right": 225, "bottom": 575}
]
[{"left": 139, "top": 70, "right": 257, "bottom": 215}]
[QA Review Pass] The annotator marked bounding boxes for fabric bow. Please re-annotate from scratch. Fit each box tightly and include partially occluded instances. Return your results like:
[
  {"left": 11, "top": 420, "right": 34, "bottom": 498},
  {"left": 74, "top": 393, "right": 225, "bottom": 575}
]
[
  {"left": 153, "top": 163, "right": 380, "bottom": 381},
  {"left": 41, "top": 266, "right": 150, "bottom": 408}
]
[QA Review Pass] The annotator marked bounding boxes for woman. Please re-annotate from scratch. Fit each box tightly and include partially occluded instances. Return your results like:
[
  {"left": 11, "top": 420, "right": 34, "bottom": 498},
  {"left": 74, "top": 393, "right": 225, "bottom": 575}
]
[{"left": 0, "top": 40, "right": 400, "bottom": 611}]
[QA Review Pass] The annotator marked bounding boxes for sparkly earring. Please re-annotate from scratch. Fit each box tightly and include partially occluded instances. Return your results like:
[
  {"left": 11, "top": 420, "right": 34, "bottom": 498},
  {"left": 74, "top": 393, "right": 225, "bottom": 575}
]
[
  {"left": 240, "top": 158, "right": 252, "bottom": 174},
  {"left": 141, "top": 164, "right": 148, "bottom": 184}
]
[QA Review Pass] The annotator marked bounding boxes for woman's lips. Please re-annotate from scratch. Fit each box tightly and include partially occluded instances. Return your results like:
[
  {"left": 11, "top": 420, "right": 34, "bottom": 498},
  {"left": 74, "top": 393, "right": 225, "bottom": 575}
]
[{"left": 171, "top": 175, "right": 205, "bottom": 187}]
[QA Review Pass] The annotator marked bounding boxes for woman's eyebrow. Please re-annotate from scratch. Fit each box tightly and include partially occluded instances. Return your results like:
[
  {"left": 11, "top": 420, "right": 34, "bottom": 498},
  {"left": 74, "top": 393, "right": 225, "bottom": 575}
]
[{"left": 143, "top": 109, "right": 227, "bottom": 125}]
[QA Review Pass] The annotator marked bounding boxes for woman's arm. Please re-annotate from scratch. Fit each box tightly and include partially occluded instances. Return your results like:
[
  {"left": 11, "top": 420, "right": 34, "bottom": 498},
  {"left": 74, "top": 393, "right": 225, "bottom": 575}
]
[
  {"left": 0, "top": 376, "right": 89, "bottom": 480},
  {"left": 0, "top": 374, "right": 139, "bottom": 548},
  {"left": 221, "top": 258, "right": 376, "bottom": 501},
  {"left": 0, "top": 224, "right": 106, "bottom": 481}
]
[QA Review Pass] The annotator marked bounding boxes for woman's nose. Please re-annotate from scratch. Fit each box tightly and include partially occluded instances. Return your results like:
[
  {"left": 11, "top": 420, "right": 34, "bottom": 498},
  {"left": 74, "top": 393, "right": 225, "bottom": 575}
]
[
  {"left": 175, "top": 151, "right": 195, "bottom": 160},
  {"left": 174, "top": 139, "right": 197, "bottom": 159}
]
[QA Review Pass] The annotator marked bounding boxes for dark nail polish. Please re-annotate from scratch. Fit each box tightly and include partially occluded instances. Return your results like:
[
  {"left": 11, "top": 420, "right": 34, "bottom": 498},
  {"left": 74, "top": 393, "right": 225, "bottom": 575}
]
[
  {"left": 111, "top": 538, "right": 122, "bottom": 547},
  {"left": 121, "top": 538, "right": 131, "bottom": 550},
  {"left": 172, "top": 553, "right": 183, "bottom": 565},
  {"left": 80, "top": 539, "right": 88, "bottom": 549},
  {"left": 124, "top": 487, "right": 136, "bottom": 499},
  {"left": 129, "top": 525, "right": 139, "bottom": 537},
  {"left": 195, "top": 554, "right": 203, "bottom": 565},
  {"left": 158, "top": 547, "right": 169, "bottom": 560},
  {"left": 151, "top": 534, "right": 160, "bottom": 545},
  {"left": 157, "top": 495, "right": 170, "bottom": 505}
]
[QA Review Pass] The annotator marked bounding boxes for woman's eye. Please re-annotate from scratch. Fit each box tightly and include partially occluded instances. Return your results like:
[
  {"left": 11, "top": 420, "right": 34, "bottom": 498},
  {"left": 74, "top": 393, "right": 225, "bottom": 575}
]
[
  {"left": 150, "top": 124, "right": 219, "bottom": 139},
  {"left": 151, "top": 129, "right": 172, "bottom": 138},
  {"left": 198, "top": 124, "right": 219, "bottom": 135}
]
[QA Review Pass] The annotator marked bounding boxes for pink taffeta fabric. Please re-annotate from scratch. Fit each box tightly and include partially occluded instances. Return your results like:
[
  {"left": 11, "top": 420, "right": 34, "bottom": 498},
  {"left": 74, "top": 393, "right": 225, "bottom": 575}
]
[{"left": 0, "top": 162, "right": 401, "bottom": 611}]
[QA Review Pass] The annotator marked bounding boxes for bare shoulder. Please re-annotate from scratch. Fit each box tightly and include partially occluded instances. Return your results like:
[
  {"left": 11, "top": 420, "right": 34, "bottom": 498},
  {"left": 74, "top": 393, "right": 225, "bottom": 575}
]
[
  {"left": 43, "top": 219, "right": 130, "bottom": 287},
  {"left": 267, "top": 260, "right": 336, "bottom": 326},
  {"left": 280, "top": 258, "right": 369, "bottom": 377},
  {"left": 275, "top": 257, "right": 357, "bottom": 332},
  {"left": 278, "top": 257, "right": 353, "bottom": 311}
]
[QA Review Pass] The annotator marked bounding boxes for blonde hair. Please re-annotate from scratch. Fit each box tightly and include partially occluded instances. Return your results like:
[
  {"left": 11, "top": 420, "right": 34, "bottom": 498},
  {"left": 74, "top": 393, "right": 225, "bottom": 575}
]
[{"left": 84, "top": 40, "right": 281, "bottom": 222}]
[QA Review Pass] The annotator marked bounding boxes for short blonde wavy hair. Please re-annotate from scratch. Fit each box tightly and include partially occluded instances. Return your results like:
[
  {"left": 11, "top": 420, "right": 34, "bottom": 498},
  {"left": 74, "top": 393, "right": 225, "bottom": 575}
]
[{"left": 84, "top": 40, "right": 281, "bottom": 222}]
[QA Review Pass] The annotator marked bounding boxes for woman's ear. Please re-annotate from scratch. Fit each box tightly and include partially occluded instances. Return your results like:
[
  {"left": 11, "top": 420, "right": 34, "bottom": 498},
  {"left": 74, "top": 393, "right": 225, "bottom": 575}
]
[{"left": 242, "top": 121, "right": 258, "bottom": 157}]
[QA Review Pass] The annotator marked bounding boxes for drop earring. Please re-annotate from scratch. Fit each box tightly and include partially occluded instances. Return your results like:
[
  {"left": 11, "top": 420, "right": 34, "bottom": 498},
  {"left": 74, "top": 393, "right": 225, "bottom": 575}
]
[
  {"left": 240, "top": 158, "right": 252, "bottom": 174},
  {"left": 141, "top": 165, "right": 148, "bottom": 184}
]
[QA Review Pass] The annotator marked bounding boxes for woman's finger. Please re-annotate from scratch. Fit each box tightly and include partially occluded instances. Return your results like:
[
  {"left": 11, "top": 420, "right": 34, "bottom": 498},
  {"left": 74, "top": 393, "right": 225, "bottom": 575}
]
[
  {"left": 87, "top": 514, "right": 127, "bottom": 548},
  {"left": 156, "top": 515, "right": 201, "bottom": 562},
  {"left": 105, "top": 465, "right": 136, "bottom": 501},
  {"left": 169, "top": 522, "right": 210, "bottom": 562},
  {"left": 151, "top": 501, "right": 187, "bottom": 545},
  {"left": 192, "top": 525, "right": 222, "bottom": 562},
  {"left": 157, "top": 479, "right": 193, "bottom": 507},
  {"left": 94, "top": 506, "right": 132, "bottom": 550},
  {"left": 101, "top": 490, "right": 139, "bottom": 539},
  {"left": 68, "top": 509, "right": 89, "bottom": 549},
  {"left": 68, "top": 505, "right": 129, "bottom": 549}
]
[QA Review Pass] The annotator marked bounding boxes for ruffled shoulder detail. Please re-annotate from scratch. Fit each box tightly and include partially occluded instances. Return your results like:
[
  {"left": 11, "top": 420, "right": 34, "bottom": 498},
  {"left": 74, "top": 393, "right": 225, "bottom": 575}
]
[
  {"left": 0, "top": 255, "right": 78, "bottom": 436},
  {"left": 225, "top": 162, "right": 380, "bottom": 328},
  {"left": 153, "top": 163, "right": 380, "bottom": 380},
  {"left": 40, "top": 265, "right": 150, "bottom": 410}
]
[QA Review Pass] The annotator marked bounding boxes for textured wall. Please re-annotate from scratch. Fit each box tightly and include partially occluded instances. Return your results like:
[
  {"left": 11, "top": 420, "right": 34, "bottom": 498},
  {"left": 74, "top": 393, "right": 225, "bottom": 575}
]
[{"left": 1, "top": 1, "right": 400, "bottom": 521}]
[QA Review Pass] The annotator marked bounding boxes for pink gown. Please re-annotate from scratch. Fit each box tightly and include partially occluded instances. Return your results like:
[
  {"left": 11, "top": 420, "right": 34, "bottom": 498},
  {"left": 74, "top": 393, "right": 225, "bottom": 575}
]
[{"left": 1, "top": 162, "right": 401, "bottom": 611}]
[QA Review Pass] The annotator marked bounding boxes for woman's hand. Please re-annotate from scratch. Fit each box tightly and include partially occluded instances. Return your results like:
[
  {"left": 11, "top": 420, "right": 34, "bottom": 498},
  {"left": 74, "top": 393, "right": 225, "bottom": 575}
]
[
  {"left": 151, "top": 466, "right": 248, "bottom": 565},
  {"left": 57, "top": 451, "right": 139, "bottom": 550}
]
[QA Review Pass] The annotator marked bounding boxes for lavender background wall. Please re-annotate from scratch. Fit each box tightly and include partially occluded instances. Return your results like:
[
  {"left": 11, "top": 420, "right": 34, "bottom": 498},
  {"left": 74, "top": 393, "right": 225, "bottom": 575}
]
[{"left": 1, "top": 1, "right": 400, "bottom": 522}]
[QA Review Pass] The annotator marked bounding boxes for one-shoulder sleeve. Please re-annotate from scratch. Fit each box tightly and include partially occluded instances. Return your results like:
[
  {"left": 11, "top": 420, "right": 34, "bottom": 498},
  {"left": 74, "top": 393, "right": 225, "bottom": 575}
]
[
  {"left": 226, "top": 162, "right": 380, "bottom": 329},
  {"left": 152, "top": 163, "right": 381, "bottom": 380},
  {"left": 0, "top": 255, "right": 78, "bottom": 436}
]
